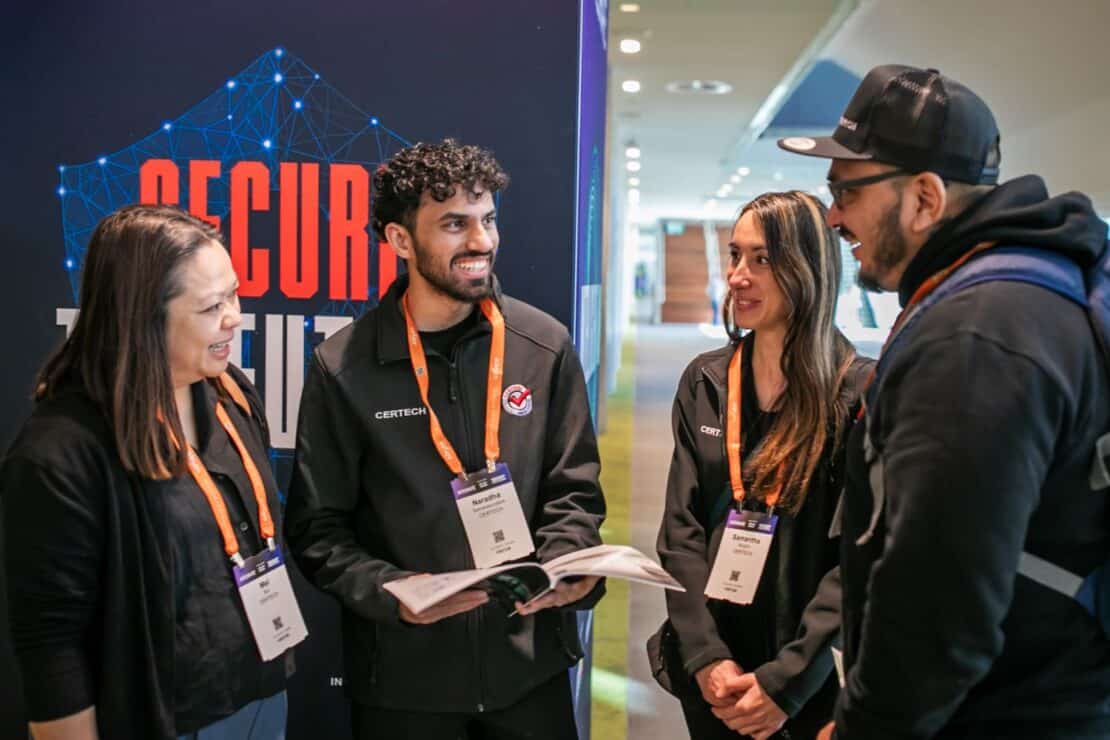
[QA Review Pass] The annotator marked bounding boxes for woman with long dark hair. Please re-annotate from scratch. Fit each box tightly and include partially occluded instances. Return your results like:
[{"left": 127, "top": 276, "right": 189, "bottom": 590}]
[
  {"left": 2, "top": 205, "right": 302, "bottom": 740},
  {"left": 652, "top": 191, "right": 872, "bottom": 739}
]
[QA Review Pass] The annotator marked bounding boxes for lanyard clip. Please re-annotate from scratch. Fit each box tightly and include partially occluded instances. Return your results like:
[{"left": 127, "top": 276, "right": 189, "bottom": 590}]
[
  {"left": 266, "top": 537, "right": 277, "bottom": 551},
  {"left": 486, "top": 459, "right": 497, "bottom": 474},
  {"left": 230, "top": 552, "right": 246, "bottom": 568}
]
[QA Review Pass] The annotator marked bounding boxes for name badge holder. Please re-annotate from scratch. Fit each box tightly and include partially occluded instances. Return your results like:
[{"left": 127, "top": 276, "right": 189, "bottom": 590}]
[
  {"left": 705, "top": 506, "right": 779, "bottom": 604},
  {"left": 183, "top": 403, "right": 309, "bottom": 662},
  {"left": 402, "top": 294, "right": 535, "bottom": 569},
  {"left": 451, "top": 462, "right": 534, "bottom": 569},
  {"left": 704, "top": 344, "right": 783, "bottom": 605}
]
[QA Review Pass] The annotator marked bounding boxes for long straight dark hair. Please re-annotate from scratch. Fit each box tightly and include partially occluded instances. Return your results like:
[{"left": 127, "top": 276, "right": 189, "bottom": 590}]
[
  {"left": 35, "top": 205, "right": 222, "bottom": 480},
  {"left": 722, "top": 191, "right": 856, "bottom": 514}
]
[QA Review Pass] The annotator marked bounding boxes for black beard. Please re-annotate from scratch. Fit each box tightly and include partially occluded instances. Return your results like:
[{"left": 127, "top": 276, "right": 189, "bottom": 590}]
[
  {"left": 410, "top": 239, "right": 495, "bottom": 303},
  {"left": 856, "top": 196, "right": 908, "bottom": 293}
]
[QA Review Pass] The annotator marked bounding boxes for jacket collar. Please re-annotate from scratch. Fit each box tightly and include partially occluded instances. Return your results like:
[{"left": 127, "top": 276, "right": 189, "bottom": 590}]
[
  {"left": 700, "top": 332, "right": 749, "bottom": 389},
  {"left": 376, "top": 271, "right": 505, "bottom": 364},
  {"left": 186, "top": 376, "right": 264, "bottom": 535}
]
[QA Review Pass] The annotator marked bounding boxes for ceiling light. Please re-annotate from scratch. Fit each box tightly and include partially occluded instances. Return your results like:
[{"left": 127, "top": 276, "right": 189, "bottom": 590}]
[
  {"left": 620, "top": 3, "right": 640, "bottom": 11},
  {"left": 622, "top": 80, "right": 641, "bottom": 94},
  {"left": 737, "top": 166, "right": 751, "bottom": 176},
  {"left": 620, "top": 39, "right": 641, "bottom": 54},
  {"left": 626, "top": 161, "right": 641, "bottom": 172},
  {"left": 705, "top": 199, "right": 719, "bottom": 212},
  {"left": 625, "top": 146, "right": 641, "bottom": 159},
  {"left": 817, "top": 184, "right": 830, "bottom": 195},
  {"left": 721, "top": 183, "right": 733, "bottom": 193},
  {"left": 773, "top": 171, "right": 784, "bottom": 181},
  {"left": 664, "top": 80, "right": 732, "bottom": 95},
  {"left": 730, "top": 175, "right": 740, "bottom": 184},
  {"left": 628, "top": 177, "right": 640, "bottom": 186},
  {"left": 627, "top": 188, "right": 641, "bottom": 204}
]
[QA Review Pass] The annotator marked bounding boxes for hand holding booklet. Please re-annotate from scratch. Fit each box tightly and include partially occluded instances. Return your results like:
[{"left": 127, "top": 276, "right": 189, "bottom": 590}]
[{"left": 384, "top": 544, "right": 685, "bottom": 615}]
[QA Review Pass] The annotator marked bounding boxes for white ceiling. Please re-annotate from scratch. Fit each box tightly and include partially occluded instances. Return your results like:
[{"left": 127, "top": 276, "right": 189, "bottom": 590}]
[
  {"left": 607, "top": 0, "right": 852, "bottom": 225},
  {"left": 610, "top": 0, "right": 1110, "bottom": 226}
]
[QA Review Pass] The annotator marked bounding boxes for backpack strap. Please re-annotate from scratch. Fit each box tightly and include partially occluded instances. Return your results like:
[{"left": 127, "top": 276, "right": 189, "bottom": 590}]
[
  {"left": 950, "top": 247, "right": 1110, "bottom": 621},
  {"left": 865, "top": 246, "right": 1088, "bottom": 419},
  {"left": 1086, "top": 241, "right": 1110, "bottom": 491}
]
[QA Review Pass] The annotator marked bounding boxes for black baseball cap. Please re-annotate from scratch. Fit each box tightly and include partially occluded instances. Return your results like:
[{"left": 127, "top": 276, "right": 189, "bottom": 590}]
[{"left": 778, "top": 64, "right": 1001, "bottom": 185}]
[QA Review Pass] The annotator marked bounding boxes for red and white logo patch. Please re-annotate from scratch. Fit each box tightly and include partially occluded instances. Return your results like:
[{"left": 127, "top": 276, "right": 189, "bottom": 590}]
[{"left": 501, "top": 384, "right": 533, "bottom": 417}]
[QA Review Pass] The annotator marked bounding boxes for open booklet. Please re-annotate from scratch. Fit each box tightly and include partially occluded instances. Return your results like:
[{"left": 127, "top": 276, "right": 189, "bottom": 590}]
[{"left": 383, "top": 544, "right": 685, "bottom": 615}]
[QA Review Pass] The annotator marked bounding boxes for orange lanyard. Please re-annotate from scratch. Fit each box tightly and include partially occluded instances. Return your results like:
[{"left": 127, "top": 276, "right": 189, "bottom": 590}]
[
  {"left": 185, "top": 402, "right": 275, "bottom": 566},
  {"left": 857, "top": 241, "right": 996, "bottom": 419},
  {"left": 401, "top": 293, "right": 505, "bottom": 476},
  {"left": 726, "top": 343, "right": 781, "bottom": 508}
]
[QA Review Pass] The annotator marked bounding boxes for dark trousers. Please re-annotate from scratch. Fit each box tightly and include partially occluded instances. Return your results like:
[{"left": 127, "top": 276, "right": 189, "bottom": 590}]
[{"left": 350, "top": 671, "right": 578, "bottom": 740}]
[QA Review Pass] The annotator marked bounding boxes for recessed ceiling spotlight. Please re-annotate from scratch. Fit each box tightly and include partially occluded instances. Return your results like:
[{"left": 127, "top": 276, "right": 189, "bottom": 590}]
[
  {"left": 622, "top": 80, "right": 642, "bottom": 93},
  {"left": 730, "top": 175, "right": 741, "bottom": 184},
  {"left": 737, "top": 166, "right": 751, "bottom": 176},
  {"left": 705, "top": 199, "right": 719, "bottom": 212},
  {"left": 773, "top": 171, "right": 784, "bottom": 182},
  {"left": 628, "top": 188, "right": 641, "bottom": 204},
  {"left": 626, "top": 161, "right": 642, "bottom": 172},
  {"left": 664, "top": 80, "right": 732, "bottom": 95},
  {"left": 817, "top": 184, "right": 830, "bottom": 195},
  {"left": 620, "top": 3, "right": 640, "bottom": 11},
  {"left": 628, "top": 177, "right": 640, "bottom": 186},
  {"left": 625, "top": 146, "right": 641, "bottom": 159},
  {"left": 620, "top": 39, "right": 641, "bottom": 54}
]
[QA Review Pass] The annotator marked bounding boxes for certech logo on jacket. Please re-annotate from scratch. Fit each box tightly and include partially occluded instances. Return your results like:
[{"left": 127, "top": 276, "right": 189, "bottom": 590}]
[{"left": 285, "top": 273, "right": 605, "bottom": 714}]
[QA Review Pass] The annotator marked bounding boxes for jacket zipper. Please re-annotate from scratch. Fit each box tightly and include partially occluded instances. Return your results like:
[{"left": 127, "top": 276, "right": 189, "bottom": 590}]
[
  {"left": 451, "top": 342, "right": 486, "bottom": 712},
  {"left": 447, "top": 359, "right": 459, "bottom": 403}
]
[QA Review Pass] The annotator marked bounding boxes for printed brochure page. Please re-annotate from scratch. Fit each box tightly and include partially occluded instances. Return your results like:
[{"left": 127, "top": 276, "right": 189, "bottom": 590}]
[{"left": 383, "top": 544, "right": 684, "bottom": 615}]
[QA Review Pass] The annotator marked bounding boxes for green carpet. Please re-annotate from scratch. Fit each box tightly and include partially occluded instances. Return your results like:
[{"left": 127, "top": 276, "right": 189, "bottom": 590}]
[{"left": 590, "top": 338, "right": 636, "bottom": 740}]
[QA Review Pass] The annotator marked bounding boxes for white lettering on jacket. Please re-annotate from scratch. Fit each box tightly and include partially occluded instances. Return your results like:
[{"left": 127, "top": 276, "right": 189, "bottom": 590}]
[
  {"left": 700, "top": 425, "right": 722, "bottom": 438},
  {"left": 374, "top": 407, "right": 428, "bottom": 421}
]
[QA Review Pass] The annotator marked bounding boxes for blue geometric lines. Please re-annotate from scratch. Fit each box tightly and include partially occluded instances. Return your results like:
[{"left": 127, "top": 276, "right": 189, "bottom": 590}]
[{"left": 57, "top": 46, "right": 411, "bottom": 304}]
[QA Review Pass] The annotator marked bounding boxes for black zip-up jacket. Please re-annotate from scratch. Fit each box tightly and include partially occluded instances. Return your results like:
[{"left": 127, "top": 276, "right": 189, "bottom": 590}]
[
  {"left": 284, "top": 274, "right": 606, "bottom": 713},
  {"left": 836, "top": 175, "right": 1110, "bottom": 739},
  {"left": 658, "top": 333, "right": 870, "bottom": 722}
]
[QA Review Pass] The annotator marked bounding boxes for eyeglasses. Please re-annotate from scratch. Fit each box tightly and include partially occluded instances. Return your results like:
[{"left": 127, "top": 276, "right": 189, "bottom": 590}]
[{"left": 827, "top": 169, "right": 910, "bottom": 208}]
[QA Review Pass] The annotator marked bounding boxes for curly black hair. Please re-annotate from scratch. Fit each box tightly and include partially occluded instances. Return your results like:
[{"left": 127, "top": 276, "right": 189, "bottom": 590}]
[{"left": 371, "top": 139, "right": 510, "bottom": 240}]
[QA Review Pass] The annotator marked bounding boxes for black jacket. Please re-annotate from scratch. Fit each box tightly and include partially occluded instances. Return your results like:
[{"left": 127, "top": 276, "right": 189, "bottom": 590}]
[
  {"left": 836, "top": 175, "right": 1110, "bottom": 739},
  {"left": 2, "top": 366, "right": 287, "bottom": 740},
  {"left": 657, "top": 333, "right": 870, "bottom": 723},
  {"left": 284, "top": 275, "right": 606, "bottom": 713}
]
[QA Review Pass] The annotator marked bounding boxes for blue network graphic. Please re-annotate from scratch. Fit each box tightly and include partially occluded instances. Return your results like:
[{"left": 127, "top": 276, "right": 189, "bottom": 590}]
[
  {"left": 56, "top": 46, "right": 411, "bottom": 313},
  {"left": 55, "top": 47, "right": 413, "bottom": 474}
]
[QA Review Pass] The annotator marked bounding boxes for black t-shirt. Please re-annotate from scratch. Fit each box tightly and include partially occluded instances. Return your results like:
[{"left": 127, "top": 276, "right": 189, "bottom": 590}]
[
  {"left": 151, "top": 381, "right": 290, "bottom": 733},
  {"left": 712, "top": 335, "right": 782, "bottom": 654},
  {"left": 418, "top": 306, "right": 481, "bottom": 359},
  {"left": 705, "top": 336, "right": 843, "bottom": 731}
]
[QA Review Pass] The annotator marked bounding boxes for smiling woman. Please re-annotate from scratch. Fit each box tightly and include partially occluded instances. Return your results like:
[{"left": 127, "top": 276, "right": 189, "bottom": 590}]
[
  {"left": 166, "top": 243, "right": 242, "bottom": 393},
  {"left": 653, "top": 191, "right": 873, "bottom": 740},
  {"left": 2, "top": 205, "right": 299, "bottom": 740}
]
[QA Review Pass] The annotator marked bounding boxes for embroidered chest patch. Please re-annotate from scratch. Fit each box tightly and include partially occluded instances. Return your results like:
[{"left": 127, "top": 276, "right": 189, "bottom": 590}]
[{"left": 501, "top": 384, "right": 534, "bottom": 416}]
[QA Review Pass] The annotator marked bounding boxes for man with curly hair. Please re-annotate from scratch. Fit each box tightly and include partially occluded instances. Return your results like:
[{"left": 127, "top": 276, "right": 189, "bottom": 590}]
[{"left": 285, "top": 139, "right": 606, "bottom": 739}]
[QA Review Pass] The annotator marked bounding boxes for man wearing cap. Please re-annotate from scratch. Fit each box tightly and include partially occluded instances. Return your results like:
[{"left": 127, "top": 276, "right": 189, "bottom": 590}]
[
  {"left": 284, "top": 139, "right": 605, "bottom": 739},
  {"left": 780, "top": 66, "right": 1110, "bottom": 737}
]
